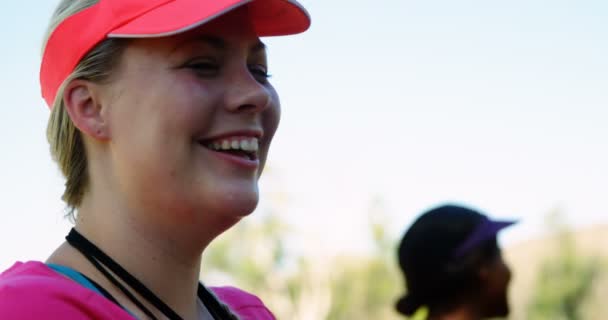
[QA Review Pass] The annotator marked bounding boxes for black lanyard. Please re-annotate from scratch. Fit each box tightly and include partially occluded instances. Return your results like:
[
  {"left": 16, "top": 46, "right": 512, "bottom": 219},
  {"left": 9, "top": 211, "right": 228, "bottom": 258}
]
[{"left": 66, "top": 228, "right": 234, "bottom": 320}]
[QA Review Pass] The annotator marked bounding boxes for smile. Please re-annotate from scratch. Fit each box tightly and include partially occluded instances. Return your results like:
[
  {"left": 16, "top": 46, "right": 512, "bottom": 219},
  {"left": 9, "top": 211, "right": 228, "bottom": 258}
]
[{"left": 200, "top": 137, "right": 259, "bottom": 161}]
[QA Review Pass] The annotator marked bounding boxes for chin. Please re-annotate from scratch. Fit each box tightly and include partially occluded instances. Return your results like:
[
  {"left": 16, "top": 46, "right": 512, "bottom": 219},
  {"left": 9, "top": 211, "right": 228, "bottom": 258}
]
[
  {"left": 217, "top": 197, "right": 259, "bottom": 218},
  {"left": 487, "top": 300, "right": 510, "bottom": 318},
  {"left": 205, "top": 185, "right": 260, "bottom": 219}
]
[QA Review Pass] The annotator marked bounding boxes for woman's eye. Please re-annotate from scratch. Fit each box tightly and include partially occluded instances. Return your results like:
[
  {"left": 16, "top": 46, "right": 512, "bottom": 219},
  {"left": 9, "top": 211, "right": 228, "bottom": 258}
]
[
  {"left": 187, "top": 61, "right": 219, "bottom": 77},
  {"left": 249, "top": 64, "right": 271, "bottom": 83}
]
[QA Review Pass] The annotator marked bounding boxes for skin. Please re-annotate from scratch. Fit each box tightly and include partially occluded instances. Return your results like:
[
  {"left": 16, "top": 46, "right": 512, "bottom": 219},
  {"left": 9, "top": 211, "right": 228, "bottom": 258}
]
[
  {"left": 479, "top": 252, "right": 512, "bottom": 318},
  {"left": 427, "top": 251, "right": 512, "bottom": 320},
  {"left": 47, "top": 7, "right": 279, "bottom": 320}
]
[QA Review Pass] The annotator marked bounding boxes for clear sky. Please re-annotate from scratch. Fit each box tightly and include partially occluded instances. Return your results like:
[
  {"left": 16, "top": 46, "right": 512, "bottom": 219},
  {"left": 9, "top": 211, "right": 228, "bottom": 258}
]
[{"left": 0, "top": 0, "right": 606, "bottom": 270}]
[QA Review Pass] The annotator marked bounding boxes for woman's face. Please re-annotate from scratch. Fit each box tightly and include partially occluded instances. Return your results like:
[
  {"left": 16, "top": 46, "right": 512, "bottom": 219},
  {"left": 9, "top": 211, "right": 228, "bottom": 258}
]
[
  {"left": 481, "top": 250, "right": 512, "bottom": 318},
  {"left": 99, "top": 8, "right": 279, "bottom": 227}
]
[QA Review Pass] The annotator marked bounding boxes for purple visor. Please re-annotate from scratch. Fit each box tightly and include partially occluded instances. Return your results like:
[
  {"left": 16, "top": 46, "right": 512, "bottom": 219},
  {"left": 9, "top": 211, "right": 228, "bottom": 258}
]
[{"left": 452, "top": 216, "right": 517, "bottom": 258}]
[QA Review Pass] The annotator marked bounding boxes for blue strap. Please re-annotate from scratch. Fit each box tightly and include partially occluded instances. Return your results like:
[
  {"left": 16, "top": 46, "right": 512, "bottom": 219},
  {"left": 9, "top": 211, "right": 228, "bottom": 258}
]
[
  {"left": 47, "top": 263, "right": 138, "bottom": 318},
  {"left": 47, "top": 263, "right": 103, "bottom": 295}
]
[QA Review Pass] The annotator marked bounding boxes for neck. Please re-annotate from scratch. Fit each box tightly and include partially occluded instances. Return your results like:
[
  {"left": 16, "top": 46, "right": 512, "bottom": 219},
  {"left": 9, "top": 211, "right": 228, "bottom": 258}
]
[
  {"left": 47, "top": 151, "right": 241, "bottom": 319},
  {"left": 77, "top": 216, "right": 201, "bottom": 317},
  {"left": 56, "top": 188, "right": 221, "bottom": 319},
  {"left": 428, "top": 303, "right": 483, "bottom": 320}
]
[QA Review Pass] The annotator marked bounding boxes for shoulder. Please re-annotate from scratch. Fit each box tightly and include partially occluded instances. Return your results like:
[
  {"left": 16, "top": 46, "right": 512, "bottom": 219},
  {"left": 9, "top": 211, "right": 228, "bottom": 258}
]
[
  {"left": 210, "top": 286, "right": 276, "bottom": 320},
  {"left": 0, "top": 261, "right": 130, "bottom": 319}
]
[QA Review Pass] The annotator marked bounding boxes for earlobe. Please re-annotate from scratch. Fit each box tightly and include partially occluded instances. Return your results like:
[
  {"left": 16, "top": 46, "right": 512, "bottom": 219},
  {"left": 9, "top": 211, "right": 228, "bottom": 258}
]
[{"left": 63, "top": 79, "right": 110, "bottom": 140}]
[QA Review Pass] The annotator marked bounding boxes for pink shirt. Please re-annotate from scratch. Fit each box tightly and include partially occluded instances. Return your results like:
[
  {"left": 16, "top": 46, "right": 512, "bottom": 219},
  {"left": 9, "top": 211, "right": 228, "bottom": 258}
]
[{"left": 0, "top": 261, "right": 275, "bottom": 319}]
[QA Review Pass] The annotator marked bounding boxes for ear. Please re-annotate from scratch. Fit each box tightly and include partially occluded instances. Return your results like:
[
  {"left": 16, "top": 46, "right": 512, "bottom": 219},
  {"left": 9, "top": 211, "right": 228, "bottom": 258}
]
[{"left": 63, "top": 79, "right": 110, "bottom": 140}]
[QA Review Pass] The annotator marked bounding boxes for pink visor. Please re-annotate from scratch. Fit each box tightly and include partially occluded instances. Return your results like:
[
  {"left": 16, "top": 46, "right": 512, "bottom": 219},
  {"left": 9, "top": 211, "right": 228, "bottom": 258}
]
[{"left": 40, "top": 0, "right": 311, "bottom": 108}]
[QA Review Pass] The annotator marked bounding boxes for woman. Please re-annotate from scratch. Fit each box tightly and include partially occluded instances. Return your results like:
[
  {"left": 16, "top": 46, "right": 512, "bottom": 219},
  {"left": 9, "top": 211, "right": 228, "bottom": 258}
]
[
  {"left": 395, "top": 204, "right": 516, "bottom": 320},
  {"left": 0, "top": 0, "right": 310, "bottom": 319}
]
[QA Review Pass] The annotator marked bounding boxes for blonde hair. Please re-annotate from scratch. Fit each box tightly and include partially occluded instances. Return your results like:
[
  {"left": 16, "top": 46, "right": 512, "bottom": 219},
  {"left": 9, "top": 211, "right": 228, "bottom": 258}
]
[{"left": 44, "top": 0, "right": 127, "bottom": 218}]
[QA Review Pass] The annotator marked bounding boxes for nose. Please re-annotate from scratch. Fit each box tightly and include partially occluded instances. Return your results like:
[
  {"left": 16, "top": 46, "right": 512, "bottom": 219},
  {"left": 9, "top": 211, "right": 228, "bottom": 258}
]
[{"left": 223, "top": 66, "right": 272, "bottom": 114}]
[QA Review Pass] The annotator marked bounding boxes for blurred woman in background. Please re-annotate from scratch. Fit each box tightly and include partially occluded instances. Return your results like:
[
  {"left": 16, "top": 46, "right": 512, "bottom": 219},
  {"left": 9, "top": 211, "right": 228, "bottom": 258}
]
[{"left": 395, "top": 204, "right": 517, "bottom": 320}]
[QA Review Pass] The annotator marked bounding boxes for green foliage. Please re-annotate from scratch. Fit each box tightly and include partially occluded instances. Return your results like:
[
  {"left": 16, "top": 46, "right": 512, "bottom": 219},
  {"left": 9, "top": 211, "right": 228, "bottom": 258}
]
[
  {"left": 203, "top": 214, "right": 288, "bottom": 290},
  {"left": 526, "top": 213, "right": 601, "bottom": 320},
  {"left": 325, "top": 218, "right": 401, "bottom": 320},
  {"left": 325, "top": 256, "right": 401, "bottom": 320},
  {"left": 202, "top": 209, "right": 403, "bottom": 319},
  {"left": 528, "top": 257, "right": 598, "bottom": 320}
]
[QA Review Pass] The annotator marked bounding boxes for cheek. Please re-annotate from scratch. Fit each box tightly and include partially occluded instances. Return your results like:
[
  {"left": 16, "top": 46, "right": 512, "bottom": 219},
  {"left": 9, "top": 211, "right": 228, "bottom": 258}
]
[
  {"left": 256, "top": 96, "right": 280, "bottom": 177},
  {"left": 259, "top": 100, "right": 280, "bottom": 161},
  {"left": 264, "top": 90, "right": 281, "bottom": 140},
  {"left": 133, "top": 78, "right": 216, "bottom": 140},
  {"left": 490, "top": 262, "right": 511, "bottom": 294},
  {"left": 108, "top": 79, "right": 203, "bottom": 176},
  {"left": 266, "top": 103, "right": 281, "bottom": 136},
  {"left": 503, "top": 263, "right": 512, "bottom": 286}
]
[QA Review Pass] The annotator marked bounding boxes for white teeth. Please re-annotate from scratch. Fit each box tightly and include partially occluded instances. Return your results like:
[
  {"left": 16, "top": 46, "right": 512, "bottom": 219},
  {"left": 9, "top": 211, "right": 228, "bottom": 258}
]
[
  {"left": 206, "top": 137, "right": 260, "bottom": 153},
  {"left": 240, "top": 140, "right": 250, "bottom": 151}
]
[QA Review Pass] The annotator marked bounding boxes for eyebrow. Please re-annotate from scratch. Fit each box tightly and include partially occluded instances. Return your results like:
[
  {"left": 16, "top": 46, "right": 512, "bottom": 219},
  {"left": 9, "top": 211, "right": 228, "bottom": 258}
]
[{"left": 175, "top": 35, "right": 267, "bottom": 53}]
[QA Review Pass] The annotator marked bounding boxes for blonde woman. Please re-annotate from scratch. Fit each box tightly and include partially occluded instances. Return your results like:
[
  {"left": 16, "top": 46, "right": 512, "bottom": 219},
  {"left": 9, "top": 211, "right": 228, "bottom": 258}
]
[{"left": 0, "top": 0, "right": 310, "bottom": 319}]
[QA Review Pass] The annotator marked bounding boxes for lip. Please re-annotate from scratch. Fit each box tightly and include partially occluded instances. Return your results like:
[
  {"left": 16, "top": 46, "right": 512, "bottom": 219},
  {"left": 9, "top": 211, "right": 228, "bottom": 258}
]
[{"left": 204, "top": 147, "right": 260, "bottom": 169}]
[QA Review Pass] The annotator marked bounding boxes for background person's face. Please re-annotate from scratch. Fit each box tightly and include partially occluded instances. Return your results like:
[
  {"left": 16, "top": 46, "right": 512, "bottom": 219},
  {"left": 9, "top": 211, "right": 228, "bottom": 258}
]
[
  {"left": 481, "top": 251, "right": 512, "bottom": 318},
  {"left": 100, "top": 8, "right": 280, "bottom": 231}
]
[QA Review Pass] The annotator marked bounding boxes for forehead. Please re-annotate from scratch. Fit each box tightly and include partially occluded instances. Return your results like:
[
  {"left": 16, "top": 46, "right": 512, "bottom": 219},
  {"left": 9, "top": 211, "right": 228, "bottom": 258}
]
[{"left": 111, "top": 9, "right": 268, "bottom": 79}]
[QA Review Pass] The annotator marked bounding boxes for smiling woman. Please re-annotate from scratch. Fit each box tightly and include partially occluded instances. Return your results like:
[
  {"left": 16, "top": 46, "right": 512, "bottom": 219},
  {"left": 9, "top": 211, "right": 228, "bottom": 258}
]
[{"left": 0, "top": 0, "right": 309, "bottom": 319}]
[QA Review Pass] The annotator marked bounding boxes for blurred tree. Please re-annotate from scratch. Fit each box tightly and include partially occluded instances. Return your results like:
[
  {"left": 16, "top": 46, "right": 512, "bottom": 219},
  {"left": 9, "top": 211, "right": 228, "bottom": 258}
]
[
  {"left": 202, "top": 213, "right": 332, "bottom": 319},
  {"left": 202, "top": 196, "right": 404, "bottom": 320},
  {"left": 325, "top": 199, "right": 401, "bottom": 320},
  {"left": 526, "top": 211, "right": 601, "bottom": 320}
]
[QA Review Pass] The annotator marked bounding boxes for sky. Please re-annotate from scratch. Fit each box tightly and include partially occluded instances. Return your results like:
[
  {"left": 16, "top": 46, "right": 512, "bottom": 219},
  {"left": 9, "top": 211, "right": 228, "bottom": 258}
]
[{"left": 0, "top": 0, "right": 606, "bottom": 270}]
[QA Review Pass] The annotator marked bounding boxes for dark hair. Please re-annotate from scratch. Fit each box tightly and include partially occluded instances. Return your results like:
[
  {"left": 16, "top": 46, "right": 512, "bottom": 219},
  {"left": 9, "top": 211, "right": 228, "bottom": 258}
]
[{"left": 395, "top": 205, "right": 501, "bottom": 316}]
